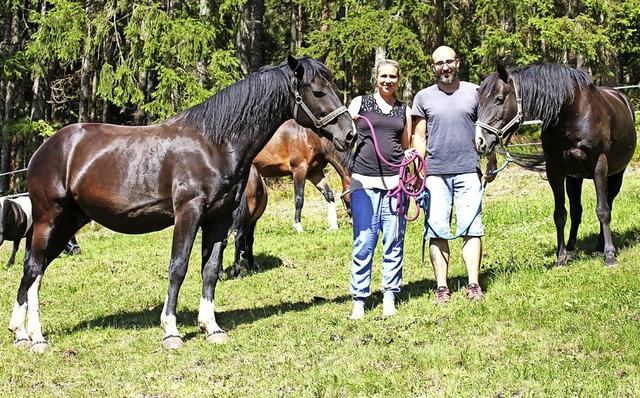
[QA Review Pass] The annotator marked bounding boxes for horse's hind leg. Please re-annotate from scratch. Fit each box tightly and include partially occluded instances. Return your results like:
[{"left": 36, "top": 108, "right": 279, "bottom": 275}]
[
  {"left": 245, "top": 222, "right": 257, "bottom": 269},
  {"left": 593, "top": 154, "right": 617, "bottom": 266},
  {"left": 308, "top": 169, "right": 338, "bottom": 230},
  {"left": 565, "top": 176, "right": 583, "bottom": 254},
  {"left": 546, "top": 170, "right": 568, "bottom": 266},
  {"left": 596, "top": 169, "right": 625, "bottom": 257},
  {"left": 9, "top": 210, "right": 85, "bottom": 352},
  {"left": 230, "top": 227, "right": 246, "bottom": 279},
  {"left": 9, "top": 221, "right": 53, "bottom": 351}
]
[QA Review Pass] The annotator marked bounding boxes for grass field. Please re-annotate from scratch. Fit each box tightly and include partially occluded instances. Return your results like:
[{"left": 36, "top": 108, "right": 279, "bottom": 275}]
[{"left": 1, "top": 159, "right": 639, "bottom": 397}]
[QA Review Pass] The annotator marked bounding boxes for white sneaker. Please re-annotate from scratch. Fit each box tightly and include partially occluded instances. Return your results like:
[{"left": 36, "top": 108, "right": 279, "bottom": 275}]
[
  {"left": 350, "top": 302, "right": 365, "bottom": 320},
  {"left": 382, "top": 298, "right": 397, "bottom": 316}
]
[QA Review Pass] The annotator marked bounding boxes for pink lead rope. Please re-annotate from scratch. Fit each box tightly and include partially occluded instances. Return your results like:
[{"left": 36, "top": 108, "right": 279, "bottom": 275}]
[{"left": 358, "top": 115, "right": 426, "bottom": 222}]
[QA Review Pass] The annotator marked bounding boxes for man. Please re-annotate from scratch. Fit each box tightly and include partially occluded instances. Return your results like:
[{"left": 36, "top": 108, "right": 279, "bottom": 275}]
[{"left": 412, "top": 45, "right": 496, "bottom": 304}]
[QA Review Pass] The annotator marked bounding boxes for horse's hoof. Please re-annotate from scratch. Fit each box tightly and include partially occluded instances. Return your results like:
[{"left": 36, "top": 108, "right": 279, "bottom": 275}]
[
  {"left": 555, "top": 258, "right": 568, "bottom": 267},
  {"left": 162, "top": 335, "right": 184, "bottom": 349},
  {"left": 206, "top": 330, "right": 229, "bottom": 344},
  {"left": 30, "top": 341, "right": 48, "bottom": 353},
  {"left": 604, "top": 255, "right": 619, "bottom": 267},
  {"left": 13, "top": 338, "right": 30, "bottom": 349}
]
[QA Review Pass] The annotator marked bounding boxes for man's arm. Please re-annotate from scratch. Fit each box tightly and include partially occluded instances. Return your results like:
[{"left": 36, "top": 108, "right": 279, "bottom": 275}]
[{"left": 412, "top": 116, "right": 427, "bottom": 159}]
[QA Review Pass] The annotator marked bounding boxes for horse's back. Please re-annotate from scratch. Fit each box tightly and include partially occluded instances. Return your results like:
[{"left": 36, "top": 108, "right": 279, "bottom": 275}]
[
  {"left": 27, "top": 120, "right": 231, "bottom": 233},
  {"left": 253, "top": 120, "right": 323, "bottom": 176}
]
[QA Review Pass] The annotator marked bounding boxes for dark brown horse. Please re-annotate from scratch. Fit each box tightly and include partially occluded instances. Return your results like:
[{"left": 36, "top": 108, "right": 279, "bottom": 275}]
[
  {"left": 253, "top": 119, "right": 353, "bottom": 232},
  {"left": 9, "top": 56, "right": 355, "bottom": 352},
  {"left": 228, "top": 164, "right": 268, "bottom": 278},
  {"left": 475, "top": 62, "right": 636, "bottom": 267}
]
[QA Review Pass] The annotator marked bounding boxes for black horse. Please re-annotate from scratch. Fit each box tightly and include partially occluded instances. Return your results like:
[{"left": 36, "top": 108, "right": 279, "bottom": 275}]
[
  {"left": 9, "top": 56, "right": 354, "bottom": 352},
  {"left": 0, "top": 196, "right": 32, "bottom": 267},
  {"left": 475, "top": 62, "right": 636, "bottom": 267}
]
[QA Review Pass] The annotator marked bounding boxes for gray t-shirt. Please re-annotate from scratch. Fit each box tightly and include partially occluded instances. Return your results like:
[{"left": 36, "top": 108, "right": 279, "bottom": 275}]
[{"left": 412, "top": 81, "right": 480, "bottom": 175}]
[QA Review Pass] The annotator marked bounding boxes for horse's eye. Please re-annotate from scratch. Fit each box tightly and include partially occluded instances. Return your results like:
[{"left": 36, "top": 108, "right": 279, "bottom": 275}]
[
  {"left": 312, "top": 91, "right": 326, "bottom": 98},
  {"left": 495, "top": 96, "right": 505, "bottom": 104}
]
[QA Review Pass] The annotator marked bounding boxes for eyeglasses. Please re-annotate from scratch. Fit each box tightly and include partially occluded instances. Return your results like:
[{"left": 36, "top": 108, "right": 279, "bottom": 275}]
[{"left": 433, "top": 59, "right": 457, "bottom": 68}]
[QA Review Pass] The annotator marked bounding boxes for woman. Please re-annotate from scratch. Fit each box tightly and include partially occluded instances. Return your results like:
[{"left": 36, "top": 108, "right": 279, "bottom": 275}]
[{"left": 347, "top": 59, "right": 413, "bottom": 319}]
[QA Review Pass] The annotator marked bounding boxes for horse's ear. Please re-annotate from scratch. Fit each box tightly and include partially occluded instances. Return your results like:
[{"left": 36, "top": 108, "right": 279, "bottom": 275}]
[
  {"left": 476, "top": 71, "right": 488, "bottom": 81},
  {"left": 496, "top": 61, "right": 509, "bottom": 83},
  {"left": 316, "top": 50, "right": 329, "bottom": 64},
  {"left": 288, "top": 55, "right": 304, "bottom": 82}
]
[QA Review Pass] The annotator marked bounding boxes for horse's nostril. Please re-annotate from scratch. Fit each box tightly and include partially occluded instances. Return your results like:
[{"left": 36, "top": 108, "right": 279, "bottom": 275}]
[{"left": 346, "top": 131, "right": 355, "bottom": 144}]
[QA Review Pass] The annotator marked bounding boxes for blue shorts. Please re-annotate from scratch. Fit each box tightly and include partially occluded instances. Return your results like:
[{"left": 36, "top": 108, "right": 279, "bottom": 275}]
[{"left": 425, "top": 173, "right": 484, "bottom": 238}]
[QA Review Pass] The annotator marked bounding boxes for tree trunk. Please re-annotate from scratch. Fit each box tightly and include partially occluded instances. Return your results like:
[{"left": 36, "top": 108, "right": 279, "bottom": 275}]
[
  {"left": 237, "top": 0, "right": 265, "bottom": 75},
  {"left": 0, "top": 9, "right": 21, "bottom": 192}
]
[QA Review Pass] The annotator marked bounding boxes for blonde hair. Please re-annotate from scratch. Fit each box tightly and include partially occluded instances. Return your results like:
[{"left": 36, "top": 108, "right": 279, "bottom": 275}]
[{"left": 372, "top": 59, "right": 401, "bottom": 98}]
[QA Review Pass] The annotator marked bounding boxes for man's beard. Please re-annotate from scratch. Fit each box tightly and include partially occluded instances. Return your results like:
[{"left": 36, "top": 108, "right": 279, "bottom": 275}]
[{"left": 438, "top": 73, "right": 455, "bottom": 84}]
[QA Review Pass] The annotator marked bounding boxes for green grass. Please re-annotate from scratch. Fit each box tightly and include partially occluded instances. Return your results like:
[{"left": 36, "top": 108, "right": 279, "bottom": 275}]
[{"left": 1, "top": 164, "right": 640, "bottom": 397}]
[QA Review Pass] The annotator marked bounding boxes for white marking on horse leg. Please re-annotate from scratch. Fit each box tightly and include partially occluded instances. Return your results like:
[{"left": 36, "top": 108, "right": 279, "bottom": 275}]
[
  {"left": 198, "top": 297, "right": 228, "bottom": 343},
  {"left": 26, "top": 275, "right": 46, "bottom": 345},
  {"left": 160, "top": 296, "right": 180, "bottom": 338},
  {"left": 327, "top": 202, "right": 338, "bottom": 230},
  {"left": 9, "top": 301, "right": 29, "bottom": 344},
  {"left": 293, "top": 221, "right": 304, "bottom": 233}
]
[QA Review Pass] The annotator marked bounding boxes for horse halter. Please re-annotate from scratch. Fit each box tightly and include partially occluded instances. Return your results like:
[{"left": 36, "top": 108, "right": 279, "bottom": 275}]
[
  {"left": 293, "top": 89, "right": 349, "bottom": 128},
  {"left": 475, "top": 77, "right": 524, "bottom": 148}
]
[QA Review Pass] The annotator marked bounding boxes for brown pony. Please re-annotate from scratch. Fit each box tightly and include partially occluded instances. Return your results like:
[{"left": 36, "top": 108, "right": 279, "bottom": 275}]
[
  {"left": 9, "top": 56, "right": 355, "bottom": 352},
  {"left": 253, "top": 119, "right": 353, "bottom": 232},
  {"left": 228, "top": 164, "right": 268, "bottom": 278},
  {"left": 475, "top": 62, "right": 636, "bottom": 266}
]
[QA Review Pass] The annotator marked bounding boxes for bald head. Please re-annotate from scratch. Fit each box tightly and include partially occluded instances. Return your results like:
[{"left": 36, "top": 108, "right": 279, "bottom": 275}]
[{"left": 432, "top": 46, "right": 457, "bottom": 63}]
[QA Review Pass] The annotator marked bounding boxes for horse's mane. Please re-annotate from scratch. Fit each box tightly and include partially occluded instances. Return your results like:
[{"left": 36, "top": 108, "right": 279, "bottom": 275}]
[
  {"left": 481, "top": 63, "right": 594, "bottom": 128},
  {"left": 183, "top": 57, "right": 331, "bottom": 144}
]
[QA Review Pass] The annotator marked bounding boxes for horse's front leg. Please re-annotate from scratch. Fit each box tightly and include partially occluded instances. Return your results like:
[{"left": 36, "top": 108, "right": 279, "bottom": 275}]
[
  {"left": 292, "top": 168, "right": 307, "bottom": 232},
  {"left": 199, "top": 221, "right": 232, "bottom": 343},
  {"left": 592, "top": 154, "right": 617, "bottom": 266},
  {"left": 547, "top": 171, "right": 568, "bottom": 266},
  {"left": 160, "top": 206, "right": 201, "bottom": 349},
  {"left": 565, "top": 176, "right": 583, "bottom": 253},
  {"left": 7, "top": 240, "right": 20, "bottom": 266}
]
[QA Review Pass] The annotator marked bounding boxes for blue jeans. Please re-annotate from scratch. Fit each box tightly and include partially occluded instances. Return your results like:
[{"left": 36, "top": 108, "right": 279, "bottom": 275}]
[{"left": 350, "top": 188, "right": 406, "bottom": 302}]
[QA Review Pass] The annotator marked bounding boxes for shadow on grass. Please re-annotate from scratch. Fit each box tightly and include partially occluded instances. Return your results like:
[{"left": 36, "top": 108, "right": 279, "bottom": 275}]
[
  {"left": 222, "top": 252, "right": 283, "bottom": 278},
  {"left": 538, "top": 225, "right": 640, "bottom": 267},
  {"left": 57, "top": 267, "right": 500, "bottom": 342}
]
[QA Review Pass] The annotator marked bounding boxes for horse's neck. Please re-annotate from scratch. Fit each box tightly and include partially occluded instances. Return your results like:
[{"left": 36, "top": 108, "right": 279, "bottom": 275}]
[{"left": 322, "top": 141, "right": 351, "bottom": 188}]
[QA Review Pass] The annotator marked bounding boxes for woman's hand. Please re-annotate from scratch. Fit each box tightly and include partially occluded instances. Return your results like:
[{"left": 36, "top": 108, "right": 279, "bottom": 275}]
[{"left": 403, "top": 148, "right": 417, "bottom": 160}]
